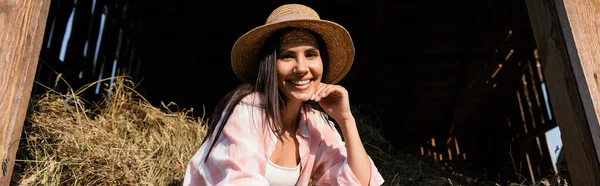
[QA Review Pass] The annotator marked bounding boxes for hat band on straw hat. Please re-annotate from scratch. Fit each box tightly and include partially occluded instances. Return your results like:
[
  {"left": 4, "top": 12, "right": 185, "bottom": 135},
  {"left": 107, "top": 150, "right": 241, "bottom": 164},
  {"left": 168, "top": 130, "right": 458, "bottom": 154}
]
[
  {"left": 279, "top": 29, "right": 318, "bottom": 47},
  {"left": 269, "top": 14, "right": 315, "bottom": 24}
]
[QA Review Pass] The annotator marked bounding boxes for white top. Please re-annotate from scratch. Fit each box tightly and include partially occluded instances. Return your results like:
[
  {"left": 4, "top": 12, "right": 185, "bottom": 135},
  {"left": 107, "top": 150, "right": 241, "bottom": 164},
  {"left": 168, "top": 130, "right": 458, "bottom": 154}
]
[{"left": 265, "top": 159, "right": 301, "bottom": 186}]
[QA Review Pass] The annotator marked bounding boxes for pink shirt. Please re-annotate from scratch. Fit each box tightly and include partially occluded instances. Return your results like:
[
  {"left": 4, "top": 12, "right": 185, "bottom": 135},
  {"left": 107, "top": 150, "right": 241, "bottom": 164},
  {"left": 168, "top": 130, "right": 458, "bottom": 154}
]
[{"left": 183, "top": 93, "right": 385, "bottom": 185}]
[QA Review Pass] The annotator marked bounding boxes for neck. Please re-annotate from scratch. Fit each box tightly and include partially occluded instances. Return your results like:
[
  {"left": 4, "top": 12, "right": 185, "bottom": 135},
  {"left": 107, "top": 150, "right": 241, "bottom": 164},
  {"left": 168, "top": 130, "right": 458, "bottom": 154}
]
[{"left": 280, "top": 99, "right": 303, "bottom": 132}]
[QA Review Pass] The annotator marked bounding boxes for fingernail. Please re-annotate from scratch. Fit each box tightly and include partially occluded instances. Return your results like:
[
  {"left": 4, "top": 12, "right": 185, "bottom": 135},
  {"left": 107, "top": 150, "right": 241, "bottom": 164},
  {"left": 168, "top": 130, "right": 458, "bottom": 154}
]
[
  {"left": 311, "top": 95, "right": 315, "bottom": 100},
  {"left": 316, "top": 96, "right": 320, "bottom": 102},
  {"left": 322, "top": 93, "right": 326, "bottom": 97}
]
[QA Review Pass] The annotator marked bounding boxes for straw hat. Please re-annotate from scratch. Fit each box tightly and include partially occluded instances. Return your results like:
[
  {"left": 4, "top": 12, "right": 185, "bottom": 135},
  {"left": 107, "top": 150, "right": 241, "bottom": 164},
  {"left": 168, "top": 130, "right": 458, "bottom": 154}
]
[{"left": 231, "top": 4, "right": 355, "bottom": 84}]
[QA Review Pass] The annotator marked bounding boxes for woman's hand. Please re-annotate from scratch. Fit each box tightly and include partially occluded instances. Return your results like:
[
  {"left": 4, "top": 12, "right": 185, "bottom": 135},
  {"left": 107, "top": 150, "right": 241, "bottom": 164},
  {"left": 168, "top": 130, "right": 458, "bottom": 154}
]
[{"left": 310, "top": 83, "right": 353, "bottom": 122}]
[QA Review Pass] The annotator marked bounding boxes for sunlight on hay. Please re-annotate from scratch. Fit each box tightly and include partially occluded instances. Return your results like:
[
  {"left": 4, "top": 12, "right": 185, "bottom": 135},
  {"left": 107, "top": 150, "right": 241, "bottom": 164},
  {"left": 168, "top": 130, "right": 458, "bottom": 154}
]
[
  {"left": 15, "top": 76, "right": 207, "bottom": 185},
  {"left": 12, "top": 75, "right": 568, "bottom": 186}
]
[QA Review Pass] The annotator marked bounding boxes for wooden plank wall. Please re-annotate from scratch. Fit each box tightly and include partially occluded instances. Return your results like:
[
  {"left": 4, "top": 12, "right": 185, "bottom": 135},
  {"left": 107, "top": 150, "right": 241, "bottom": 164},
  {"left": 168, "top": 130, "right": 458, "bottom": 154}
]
[
  {"left": 0, "top": 0, "right": 51, "bottom": 185},
  {"left": 418, "top": 0, "right": 558, "bottom": 183},
  {"left": 33, "top": 0, "right": 142, "bottom": 100},
  {"left": 526, "top": 0, "right": 600, "bottom": 185},
  {"left": 9, "top": 0, "right": 142, "bottom": 184},
  {"left": 7, "top": 0, "right": 600, "bottom": 185},
  {"left": 506, "top": 50, "right": 556, "bottom": 183}
]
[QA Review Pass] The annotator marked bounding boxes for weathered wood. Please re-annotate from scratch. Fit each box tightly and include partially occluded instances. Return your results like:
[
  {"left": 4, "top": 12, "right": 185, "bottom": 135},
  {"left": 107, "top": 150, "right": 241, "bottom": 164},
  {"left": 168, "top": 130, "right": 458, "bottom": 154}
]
[
  {"left": 0, "top": 0, "right": 51, "bottom": 184},
  {"left": 525, "top": 0, "right": 600, "bottom": 185}
]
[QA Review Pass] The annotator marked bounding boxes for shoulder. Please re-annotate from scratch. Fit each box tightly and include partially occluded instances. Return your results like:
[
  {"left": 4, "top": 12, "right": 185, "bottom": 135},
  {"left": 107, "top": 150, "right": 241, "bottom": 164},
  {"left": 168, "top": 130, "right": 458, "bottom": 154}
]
[
  {"left": 239, "top": 92, "right": 266, "bottom": 108},
  {"left": 222, "top": 92, "right": 266, "bottom": 127},
  {"left": 227, "top": 92, "right": 266, "bottom": 118},
  {"left": 222, "top": 92, "right": 268, "bottom": 139},
  {"left": 224, "top": 92, "right": 264, "bottom": 115}
]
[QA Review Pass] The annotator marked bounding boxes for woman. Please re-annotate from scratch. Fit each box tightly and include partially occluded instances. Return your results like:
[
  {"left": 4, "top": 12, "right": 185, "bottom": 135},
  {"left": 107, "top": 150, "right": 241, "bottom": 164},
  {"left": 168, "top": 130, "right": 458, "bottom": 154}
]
[{"left": 184, "top": 4, "right": 384, "bottom": 186}]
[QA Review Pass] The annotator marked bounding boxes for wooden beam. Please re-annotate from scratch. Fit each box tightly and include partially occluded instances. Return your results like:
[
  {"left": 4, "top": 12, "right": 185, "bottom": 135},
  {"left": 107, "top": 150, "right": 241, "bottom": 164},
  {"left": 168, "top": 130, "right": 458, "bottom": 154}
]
[
  {"left": 0, "top": 0, "right": 51, "bottom": 185},
  {"left": 525, "top": 0, "right": 600, "bottom": 185}
]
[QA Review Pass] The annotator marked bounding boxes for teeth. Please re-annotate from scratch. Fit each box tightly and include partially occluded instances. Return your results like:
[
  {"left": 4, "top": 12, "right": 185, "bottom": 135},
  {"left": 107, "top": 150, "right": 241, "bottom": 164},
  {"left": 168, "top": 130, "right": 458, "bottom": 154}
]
[{"left": 291, "top": 80, "right": 310, "bottom": 85}]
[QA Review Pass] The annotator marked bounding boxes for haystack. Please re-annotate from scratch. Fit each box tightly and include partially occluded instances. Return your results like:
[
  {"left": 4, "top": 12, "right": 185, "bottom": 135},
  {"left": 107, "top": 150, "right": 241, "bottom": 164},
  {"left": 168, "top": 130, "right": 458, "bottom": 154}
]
[
  {"left": 13, "top": 76, "right": 206, "bottom": 185},
  {"left": 12, "top": 76, "right": 566, "bottom": 185}
]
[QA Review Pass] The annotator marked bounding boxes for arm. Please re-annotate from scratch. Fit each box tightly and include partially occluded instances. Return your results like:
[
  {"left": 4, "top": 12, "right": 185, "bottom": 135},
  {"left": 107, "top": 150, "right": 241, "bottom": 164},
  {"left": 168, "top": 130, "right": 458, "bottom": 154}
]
[
  {"left": 338, "top": 117, "right": 372, "bottom": 185},
  {"left": 311, "top": 84, "right": 384, "bottom": 186},
  {"left": 311, "top": 118, "right": 384, "bottom": 186},
  {"left": 183, "top": 103, "right": 268, "bottom": 186}
]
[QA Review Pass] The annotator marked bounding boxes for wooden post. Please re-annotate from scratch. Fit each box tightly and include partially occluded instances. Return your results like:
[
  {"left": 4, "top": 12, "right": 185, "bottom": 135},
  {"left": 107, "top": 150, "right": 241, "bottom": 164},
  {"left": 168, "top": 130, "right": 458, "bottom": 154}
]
[
  {"left": 525, "top": 0, "right": 600, "bottom": 185},
  {"left": 0, "top": 0, "right": 51, "bottom": 185}
]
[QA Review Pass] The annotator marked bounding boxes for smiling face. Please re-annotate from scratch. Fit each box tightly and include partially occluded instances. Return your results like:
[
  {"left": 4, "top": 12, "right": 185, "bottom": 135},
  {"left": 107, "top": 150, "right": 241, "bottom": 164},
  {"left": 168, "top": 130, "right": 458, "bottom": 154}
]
[{"left": 276, "top": 36, "right": 323, "bottom": 103}]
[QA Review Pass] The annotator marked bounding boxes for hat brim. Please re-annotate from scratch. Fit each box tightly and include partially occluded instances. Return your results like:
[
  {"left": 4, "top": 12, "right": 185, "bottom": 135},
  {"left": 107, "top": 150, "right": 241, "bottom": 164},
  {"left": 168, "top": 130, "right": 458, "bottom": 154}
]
[{"left": 231, "top": 19, "right": 354, "bottom": 84}]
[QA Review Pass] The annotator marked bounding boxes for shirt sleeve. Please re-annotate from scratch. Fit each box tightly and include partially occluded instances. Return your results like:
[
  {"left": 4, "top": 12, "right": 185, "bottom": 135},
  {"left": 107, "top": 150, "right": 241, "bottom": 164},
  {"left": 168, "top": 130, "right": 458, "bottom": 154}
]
[
  {"left": 183, "top": 103, "right": 269, "bottom": 186},
  {"left": 311, "top": 120, "right": 385, "bottom": 186}
]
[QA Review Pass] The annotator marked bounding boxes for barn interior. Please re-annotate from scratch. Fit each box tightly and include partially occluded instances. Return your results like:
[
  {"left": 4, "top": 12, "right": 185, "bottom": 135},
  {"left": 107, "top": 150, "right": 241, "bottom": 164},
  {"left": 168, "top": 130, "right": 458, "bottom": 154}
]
[{"left": 33, "top": 0, "right": 562, "bottom": 183}]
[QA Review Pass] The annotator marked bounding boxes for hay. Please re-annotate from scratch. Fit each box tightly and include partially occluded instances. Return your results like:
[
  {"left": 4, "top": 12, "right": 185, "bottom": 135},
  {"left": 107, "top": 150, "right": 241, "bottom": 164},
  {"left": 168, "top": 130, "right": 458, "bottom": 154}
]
[
  {"left": 12, "top": 75, "right": 568, "bottom": 186},
  {"left": 351, "top": 104, "right": 569, "bottom": 186},
  {"left": 13, "top": 76, "right": 207, "bottom": 185},
  {"left": 351, "top": 105, "right": 463, "bottom": 185}
]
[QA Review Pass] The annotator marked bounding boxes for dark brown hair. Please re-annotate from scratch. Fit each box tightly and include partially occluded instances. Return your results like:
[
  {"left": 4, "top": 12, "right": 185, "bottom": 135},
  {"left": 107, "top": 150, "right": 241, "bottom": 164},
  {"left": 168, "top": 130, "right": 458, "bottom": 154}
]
[{"left": 202, "top": 28, "right": 330, "bottom": 161}]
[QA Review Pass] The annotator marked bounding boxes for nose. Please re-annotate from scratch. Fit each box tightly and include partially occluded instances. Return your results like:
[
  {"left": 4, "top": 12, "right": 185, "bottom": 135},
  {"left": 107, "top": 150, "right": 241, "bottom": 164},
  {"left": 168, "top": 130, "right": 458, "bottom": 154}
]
[{"left": 294, "top": 56, "right": 309, "bottom": 74}]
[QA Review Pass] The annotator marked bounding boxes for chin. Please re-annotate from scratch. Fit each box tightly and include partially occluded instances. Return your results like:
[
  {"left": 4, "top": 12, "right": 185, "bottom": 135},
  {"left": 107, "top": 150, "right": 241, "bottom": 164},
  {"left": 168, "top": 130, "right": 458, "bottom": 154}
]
[{"left": 289, "top": 93, "right": 312, "bottom": 102}]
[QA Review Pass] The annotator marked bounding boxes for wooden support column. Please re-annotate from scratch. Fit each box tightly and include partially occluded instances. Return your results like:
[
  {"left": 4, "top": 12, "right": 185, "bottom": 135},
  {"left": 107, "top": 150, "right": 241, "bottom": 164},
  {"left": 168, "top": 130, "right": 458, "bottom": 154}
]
[
  {"left": 525, "top": 0, "right": 600, "bottom": 185},
  {"left": 0, "top": 0, "right": 51, "bottom": 185}
]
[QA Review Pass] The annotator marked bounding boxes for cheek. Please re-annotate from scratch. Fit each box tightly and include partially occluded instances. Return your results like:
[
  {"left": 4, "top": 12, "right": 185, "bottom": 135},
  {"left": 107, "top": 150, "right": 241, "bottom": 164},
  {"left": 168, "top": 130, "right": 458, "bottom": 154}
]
[
  {"left": 276, "top": 62, "right": 289, "bottom": 80},
  {"left": 310, "top": 61, "right": 324, "bottom": 79}
]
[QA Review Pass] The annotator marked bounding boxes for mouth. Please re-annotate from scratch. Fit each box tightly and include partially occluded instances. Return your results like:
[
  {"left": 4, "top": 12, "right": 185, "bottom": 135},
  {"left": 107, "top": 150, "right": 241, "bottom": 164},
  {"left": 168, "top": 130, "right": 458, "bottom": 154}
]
[
  {"left": 291, "top": 79, "right": 311, "bottom": 85},
  {"left": 287, "top": 79, "right": 313, "bottom": 90}
]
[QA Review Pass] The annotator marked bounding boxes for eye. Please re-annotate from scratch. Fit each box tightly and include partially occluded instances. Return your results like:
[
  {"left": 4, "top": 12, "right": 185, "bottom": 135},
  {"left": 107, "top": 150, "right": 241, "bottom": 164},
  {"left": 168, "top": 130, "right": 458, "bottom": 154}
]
[
  {"left": 278, "top": 53, "right": 294, "bottom": 61},
  {"left": 306, "top": 51, "right": 319, "bottom": 59}
]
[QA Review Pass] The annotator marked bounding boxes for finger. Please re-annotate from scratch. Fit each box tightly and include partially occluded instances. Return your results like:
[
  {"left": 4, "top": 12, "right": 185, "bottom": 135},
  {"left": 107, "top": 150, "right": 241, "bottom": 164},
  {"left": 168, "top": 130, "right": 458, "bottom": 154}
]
[
  {"left": 317, "top": 85, "right": 341, "bottom": 102},
  {"left": 321, "top": 85, "right": 343, "bottom": 99},
  {"left": 313, "top": 83, "right": 331, "bottom": 101},
  {"left": 320, "top": 84, "right": 337, "bottom": 98},
  {"left": 310, "top": 83, "right": 326, "bottom": 100},
  {"left": 315, "top": 85, "right": 334, "bottom": 102},
  {"left": 315, "top": 85, "right": 331, "bottom": 102}
]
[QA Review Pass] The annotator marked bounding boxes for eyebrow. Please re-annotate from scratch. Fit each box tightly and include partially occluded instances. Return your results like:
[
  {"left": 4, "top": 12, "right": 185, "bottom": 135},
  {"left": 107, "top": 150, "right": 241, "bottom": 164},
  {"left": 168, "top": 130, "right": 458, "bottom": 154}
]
[{"left": 278, "top": 46, "right": 319, "bottom": 53}]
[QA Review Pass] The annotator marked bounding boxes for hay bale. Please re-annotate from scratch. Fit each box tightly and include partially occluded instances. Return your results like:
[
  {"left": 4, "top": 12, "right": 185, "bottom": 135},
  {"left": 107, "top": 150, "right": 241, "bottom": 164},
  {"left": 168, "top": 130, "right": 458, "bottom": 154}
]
[
  {"left": 14, "top": 77, "right": 206, "bottom": 185},
  {"left": 12, "top": 76, "right": 567, "bottom": 186}
]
